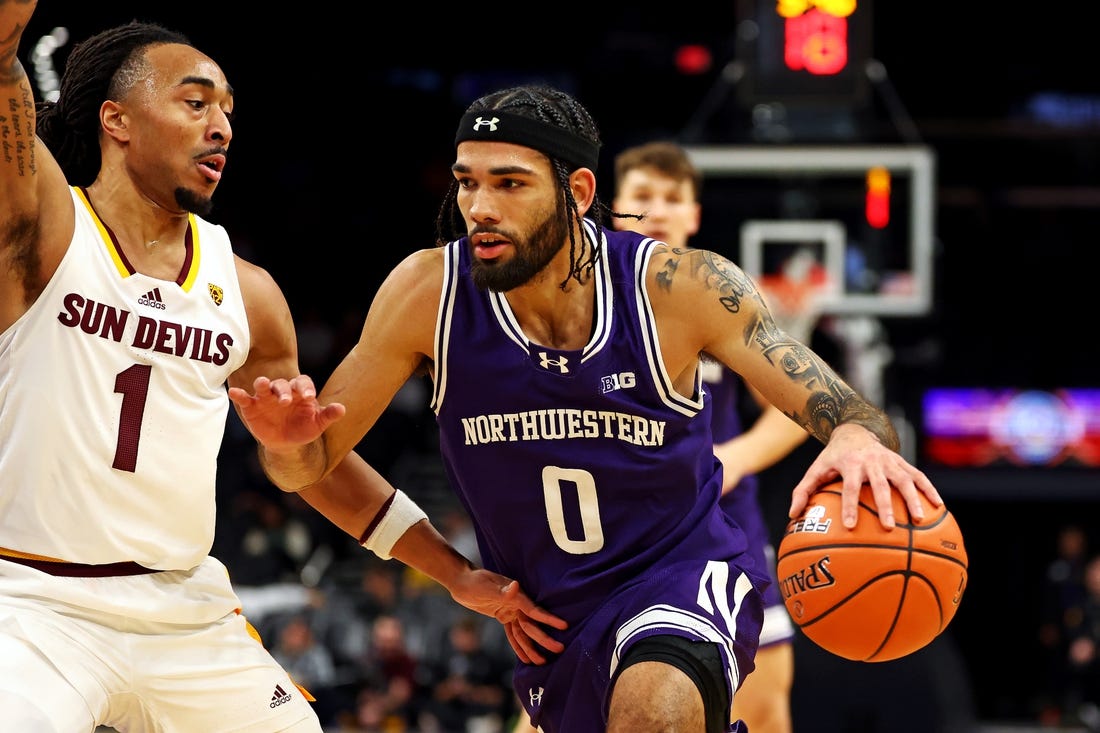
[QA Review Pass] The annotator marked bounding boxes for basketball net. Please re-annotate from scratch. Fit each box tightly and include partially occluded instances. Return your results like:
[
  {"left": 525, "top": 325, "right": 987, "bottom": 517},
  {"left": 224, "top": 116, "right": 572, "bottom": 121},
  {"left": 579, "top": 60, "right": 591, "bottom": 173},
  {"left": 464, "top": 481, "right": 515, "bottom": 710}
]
[{"left": 755, "top": 249, "right": 832, "bottom": 343}]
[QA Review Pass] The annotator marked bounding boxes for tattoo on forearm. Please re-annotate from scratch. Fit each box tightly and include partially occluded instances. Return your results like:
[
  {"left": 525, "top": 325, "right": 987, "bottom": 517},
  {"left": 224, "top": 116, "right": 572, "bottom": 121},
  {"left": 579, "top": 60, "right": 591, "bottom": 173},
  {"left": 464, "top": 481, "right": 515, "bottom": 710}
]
[
  {"left": 753, "top": 326, "right": 900, "bottom": 450},
  {"left": 658, "top": 245, "right": 900, "bottom": 451}
]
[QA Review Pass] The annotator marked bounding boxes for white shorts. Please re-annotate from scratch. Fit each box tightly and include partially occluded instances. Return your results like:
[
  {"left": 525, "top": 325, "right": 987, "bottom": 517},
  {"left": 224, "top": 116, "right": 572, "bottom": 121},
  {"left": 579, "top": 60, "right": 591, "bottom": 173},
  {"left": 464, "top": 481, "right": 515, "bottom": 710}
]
[{"left": 0, "top": 556, "right": 321, "bottom": 733}]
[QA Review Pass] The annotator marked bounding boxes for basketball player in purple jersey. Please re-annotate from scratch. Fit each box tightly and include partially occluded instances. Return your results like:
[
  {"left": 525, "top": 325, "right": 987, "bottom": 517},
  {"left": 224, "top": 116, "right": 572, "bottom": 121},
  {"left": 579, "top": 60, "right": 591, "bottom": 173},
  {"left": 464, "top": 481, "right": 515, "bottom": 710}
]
[
  {"left": 233, "top": 85, "right": 942, "bottom": 733},
  {"left": 0, "top": 6, "right": 558, "bottom": 730}
]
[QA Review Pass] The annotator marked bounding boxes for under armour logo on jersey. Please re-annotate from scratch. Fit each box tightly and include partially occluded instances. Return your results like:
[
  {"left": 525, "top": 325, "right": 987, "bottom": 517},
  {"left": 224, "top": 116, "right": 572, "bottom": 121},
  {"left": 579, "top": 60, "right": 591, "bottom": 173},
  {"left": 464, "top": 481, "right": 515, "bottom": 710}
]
[
  {"left": 538, "top": 352, "right": 570, "bottom": 373},
  {"left": 472, "top": 116, "right": 500, "bottom": 132},
  {"left": 529, "top": 686, "right": 544, "bottom": 707}
]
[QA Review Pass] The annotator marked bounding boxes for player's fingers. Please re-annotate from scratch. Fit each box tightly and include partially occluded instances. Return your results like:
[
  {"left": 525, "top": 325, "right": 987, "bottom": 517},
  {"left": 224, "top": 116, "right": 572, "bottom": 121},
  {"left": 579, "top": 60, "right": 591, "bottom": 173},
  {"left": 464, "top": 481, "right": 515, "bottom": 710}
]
[
  {"left": 515, "top": 598, "right": 568, "bottom": 633},
  {"left": 892, "top": 478, "right": 926, "bottom": 523},
  {"left": 319, "top": 402, "right": 347, "bottom": 427},
  {"left": 911, "top": 466, "right": 942, "bottom": 507},
  {"left": 251, "top": 375, "right": 273, "bottom": 396},
  {"left": 504, "top": 623, "right": 535, "bottom": 665},
  {"left": 226, "top": 386, "right": 250, "bottom": 405},
  {"left": 290, "top": 374, "right": 317, "bottom": 398},
  {"left": 523, "top": 606, "right": 569, "bottom": 631},
  {"left": 515, "top": 616, "right": 565, "bottom": 654},
  {"left": 840, "top": 472, "right": 868, "bottom": 529},
  {"left": 265, "top": 378, "right": 294, "bottom": 403},
  {"left": 789, "top": 471, "right": 824, "bottom": 518},
  {"left": 512, "top": 622, "right": 550, "bottom": 665},
  {"left": 865, "top": 470, "right": 896, "bottom": 529},
  {"left": 501, "top": 581, "right": 568, "bottom": 632}
]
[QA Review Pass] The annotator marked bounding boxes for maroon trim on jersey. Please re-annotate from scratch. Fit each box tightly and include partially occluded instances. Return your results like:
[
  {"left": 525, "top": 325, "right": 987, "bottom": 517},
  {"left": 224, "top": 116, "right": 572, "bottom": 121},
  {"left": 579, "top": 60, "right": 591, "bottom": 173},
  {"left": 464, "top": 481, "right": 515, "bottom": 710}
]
[
  {"left": 177, "top": 224, "right": 196, "bottom": 285},
  {"left": 78, "top": 185, "right": 196, "bottom": 285},
  {"left": 0, "top": 555, "right": 156, "bottom": 577}
]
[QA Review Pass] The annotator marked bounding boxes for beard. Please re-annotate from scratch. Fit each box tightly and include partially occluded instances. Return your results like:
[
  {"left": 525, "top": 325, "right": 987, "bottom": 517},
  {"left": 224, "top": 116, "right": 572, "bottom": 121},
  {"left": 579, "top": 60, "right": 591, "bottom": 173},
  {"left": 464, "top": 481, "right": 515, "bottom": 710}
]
[
  {"left": 174, "top": 187, "right": 214, "bottom": 217},
  {"left": 470, "top": 204, "right": 569, "bottom": 292}
]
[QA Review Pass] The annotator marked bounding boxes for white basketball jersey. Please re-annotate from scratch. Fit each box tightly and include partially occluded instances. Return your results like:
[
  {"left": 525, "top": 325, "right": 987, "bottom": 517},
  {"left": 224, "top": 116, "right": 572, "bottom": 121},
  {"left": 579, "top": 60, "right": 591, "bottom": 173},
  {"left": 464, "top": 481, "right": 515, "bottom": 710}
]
[{"left": 0, "top": 187, "right": 250, "bottom": 570}]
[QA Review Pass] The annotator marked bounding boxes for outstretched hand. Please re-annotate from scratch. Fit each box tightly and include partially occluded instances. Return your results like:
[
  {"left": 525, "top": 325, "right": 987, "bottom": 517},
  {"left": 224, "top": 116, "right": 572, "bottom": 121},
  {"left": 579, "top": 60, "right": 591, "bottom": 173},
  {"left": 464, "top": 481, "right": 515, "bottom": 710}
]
[
  {"left": 227, "top": 376, "right": 346, "bottom": 451},
  {"left": 789, "top": 423, "right": 942, "bottom": 531},
  {"left": 450, "top": 570, "right": 567, "bottom": 665}
]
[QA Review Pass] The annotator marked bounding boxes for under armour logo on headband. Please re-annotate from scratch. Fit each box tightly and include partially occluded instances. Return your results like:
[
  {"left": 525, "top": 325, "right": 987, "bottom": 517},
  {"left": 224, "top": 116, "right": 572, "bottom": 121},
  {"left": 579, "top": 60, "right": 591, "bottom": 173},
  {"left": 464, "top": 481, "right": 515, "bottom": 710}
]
[
  {"left": 455, "top": 109, "right": 601, "bottom": 171},
  {"left": 472, "top": 116, "right": 499, "bottom": 132}
]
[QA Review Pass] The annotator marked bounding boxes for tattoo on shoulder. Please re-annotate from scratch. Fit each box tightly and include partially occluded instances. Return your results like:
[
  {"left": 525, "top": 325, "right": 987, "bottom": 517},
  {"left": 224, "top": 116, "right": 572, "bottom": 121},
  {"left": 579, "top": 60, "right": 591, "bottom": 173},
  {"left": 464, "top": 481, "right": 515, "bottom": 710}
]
[{"left": 656, "top": 247, "right": 763, "bottom": 316}]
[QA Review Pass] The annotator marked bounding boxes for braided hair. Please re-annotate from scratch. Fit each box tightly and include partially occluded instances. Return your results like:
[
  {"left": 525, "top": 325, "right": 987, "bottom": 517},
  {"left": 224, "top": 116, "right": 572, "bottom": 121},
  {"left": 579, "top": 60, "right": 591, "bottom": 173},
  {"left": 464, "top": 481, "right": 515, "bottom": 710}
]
[
  {"left": 436, "top": 85, "right": 608, "bottom": 289},
  {"left": 35, "top": 21, "right": 191, "bottom": 187}
]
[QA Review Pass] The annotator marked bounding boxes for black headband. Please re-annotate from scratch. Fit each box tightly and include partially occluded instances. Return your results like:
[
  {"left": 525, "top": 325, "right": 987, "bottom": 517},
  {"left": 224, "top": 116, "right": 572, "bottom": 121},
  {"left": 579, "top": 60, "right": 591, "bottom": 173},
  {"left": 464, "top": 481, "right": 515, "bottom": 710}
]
[{"left": 454, "top": 110, "right": 600, "bottom": 171}]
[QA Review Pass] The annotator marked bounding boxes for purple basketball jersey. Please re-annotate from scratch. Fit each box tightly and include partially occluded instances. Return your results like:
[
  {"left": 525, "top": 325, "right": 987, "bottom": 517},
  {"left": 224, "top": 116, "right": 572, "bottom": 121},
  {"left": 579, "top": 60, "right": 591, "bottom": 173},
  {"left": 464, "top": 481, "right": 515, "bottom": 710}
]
[{"left": 430, "top": 222, "right": 765, "bottom": 732}]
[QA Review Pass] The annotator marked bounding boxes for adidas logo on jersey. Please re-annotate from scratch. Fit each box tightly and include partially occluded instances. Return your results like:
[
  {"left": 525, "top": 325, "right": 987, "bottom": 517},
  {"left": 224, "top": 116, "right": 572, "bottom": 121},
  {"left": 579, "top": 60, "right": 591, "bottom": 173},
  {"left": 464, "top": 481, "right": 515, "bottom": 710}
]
[
  {"left": 137, "top": 288, "right": 167, "bottom": 310},
  {"left": 270, "top": 684, "right": 292, "bottom": 708}
]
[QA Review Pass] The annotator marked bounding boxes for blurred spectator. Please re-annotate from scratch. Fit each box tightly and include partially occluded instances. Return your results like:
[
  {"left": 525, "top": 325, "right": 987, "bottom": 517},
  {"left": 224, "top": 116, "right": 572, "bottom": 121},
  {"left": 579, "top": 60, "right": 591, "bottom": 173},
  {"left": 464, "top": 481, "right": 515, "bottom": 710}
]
[
  {"left": 222, "top": 490, "right": 315, "bottom": 586},
  {"left": 351, "top": 614, "right": 422, "bottom": 732},
  {"left": 270, "top": 612, "right": 338, "bottom": 694},
  {"left": 311, "top": 558, "right": 406, "bottom": 670},
  {"left": 1037, "top": 524, "right": 1090, "bottom": 724},
  {"left": 417, "top": 614, "right": 515, "bottom": 733},
  {"left": 1063, "top": 554, "right": 1100, "bottom": 729},
  {"left": 398, "top": 565, "right": 467, "bottom": 662}
]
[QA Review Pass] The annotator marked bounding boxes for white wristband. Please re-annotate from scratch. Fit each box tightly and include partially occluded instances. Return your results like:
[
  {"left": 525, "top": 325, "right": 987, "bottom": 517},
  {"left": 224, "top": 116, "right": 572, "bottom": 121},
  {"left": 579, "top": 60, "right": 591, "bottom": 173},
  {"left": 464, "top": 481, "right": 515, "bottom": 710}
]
[{"left": 360, "top": 490, "right": 428, "bottom": 560}]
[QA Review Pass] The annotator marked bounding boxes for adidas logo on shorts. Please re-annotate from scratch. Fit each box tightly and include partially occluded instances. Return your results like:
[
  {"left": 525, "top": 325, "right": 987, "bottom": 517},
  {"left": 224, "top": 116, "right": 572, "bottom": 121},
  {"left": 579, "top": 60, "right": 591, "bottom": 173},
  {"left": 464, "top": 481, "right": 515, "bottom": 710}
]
[{"left": 270, "top": 684, "right": 292, "bottom": 708}]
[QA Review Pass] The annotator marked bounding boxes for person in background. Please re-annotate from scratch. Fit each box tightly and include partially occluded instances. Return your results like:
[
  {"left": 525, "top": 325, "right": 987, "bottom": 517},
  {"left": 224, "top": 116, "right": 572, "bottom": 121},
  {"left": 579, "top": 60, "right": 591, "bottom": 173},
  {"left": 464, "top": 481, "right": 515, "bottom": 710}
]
[
  {"left": 232, "top": 84, "right": 940, "bottom": 733},
  {"left": 612, "top": 140, "right": 810, "bottom": 733},
  {"left": 354, "top": 614, "right": 423, "bottom": 731},
  {"left": 418, "top": 614, "right": 515, "bottom": 733},
  {"left": 1063, "top": 553, "right": 1100, "bottom": 729},
  {"left": 0, "top": 6, "right": 560, "bottom": 730},
  {"left": 1037, "top": 524, "right": 1090, "bottom": 724}
]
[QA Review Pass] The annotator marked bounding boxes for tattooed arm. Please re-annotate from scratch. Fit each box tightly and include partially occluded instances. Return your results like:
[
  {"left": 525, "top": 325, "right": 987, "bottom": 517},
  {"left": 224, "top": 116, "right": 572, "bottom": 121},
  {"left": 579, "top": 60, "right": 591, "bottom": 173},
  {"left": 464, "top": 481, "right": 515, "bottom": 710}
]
[
  {"left": 647, "top": 243, "right": 938, "bottom": 530},
  {"left": 0, "top": 0, "right": 75, "bottom": 334}
]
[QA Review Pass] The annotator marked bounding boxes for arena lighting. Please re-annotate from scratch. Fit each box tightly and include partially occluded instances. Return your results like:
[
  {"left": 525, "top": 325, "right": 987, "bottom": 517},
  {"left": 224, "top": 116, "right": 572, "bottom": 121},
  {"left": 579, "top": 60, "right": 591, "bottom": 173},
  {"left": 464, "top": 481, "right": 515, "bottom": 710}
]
[
  {"left": 31, "top": 27, "right": 68, "bottom": 102},
  {"left": 865, "top": 166, "right": 890, "bottom": 229},
  {"left": 675, "top": 44, "right": 713, "bottom": 75}
]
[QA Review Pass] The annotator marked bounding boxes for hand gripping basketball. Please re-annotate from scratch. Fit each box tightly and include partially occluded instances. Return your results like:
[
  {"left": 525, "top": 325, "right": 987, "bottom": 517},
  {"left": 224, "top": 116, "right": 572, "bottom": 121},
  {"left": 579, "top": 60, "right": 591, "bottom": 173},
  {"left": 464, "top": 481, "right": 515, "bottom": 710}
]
[{"left": 776, "top": 480, "right": 968, "bottom": 662}]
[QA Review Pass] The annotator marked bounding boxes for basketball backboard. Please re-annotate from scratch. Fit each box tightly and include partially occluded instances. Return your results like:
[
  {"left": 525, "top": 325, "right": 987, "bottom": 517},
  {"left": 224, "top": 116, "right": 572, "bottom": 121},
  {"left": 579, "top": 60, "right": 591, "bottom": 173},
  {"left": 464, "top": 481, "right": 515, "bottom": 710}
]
[{"left": 684, "top": 145, "right": 936, "bottom": 317}]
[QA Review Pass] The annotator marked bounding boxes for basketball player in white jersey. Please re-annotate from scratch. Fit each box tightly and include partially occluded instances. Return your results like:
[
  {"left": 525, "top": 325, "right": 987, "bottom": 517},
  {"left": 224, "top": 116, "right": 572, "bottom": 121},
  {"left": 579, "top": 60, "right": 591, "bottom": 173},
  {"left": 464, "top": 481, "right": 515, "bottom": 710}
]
[{"left": 0, "top": 5, "right": 563, "bottom": 731}]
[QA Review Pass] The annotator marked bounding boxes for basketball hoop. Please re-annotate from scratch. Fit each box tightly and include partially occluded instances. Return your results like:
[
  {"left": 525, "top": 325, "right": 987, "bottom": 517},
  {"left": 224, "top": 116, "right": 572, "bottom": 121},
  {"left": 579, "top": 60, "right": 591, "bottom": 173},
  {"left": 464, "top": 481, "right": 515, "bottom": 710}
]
[{"left": 756, "top": 249, "right": 833, "bottom": 343}]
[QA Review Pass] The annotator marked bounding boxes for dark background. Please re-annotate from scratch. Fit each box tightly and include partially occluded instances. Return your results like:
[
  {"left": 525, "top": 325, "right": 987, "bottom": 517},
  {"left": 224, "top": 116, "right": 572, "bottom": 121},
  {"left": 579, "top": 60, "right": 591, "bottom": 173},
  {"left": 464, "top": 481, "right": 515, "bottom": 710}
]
[{"left": 19, "top": 3, "right": 1100, "bottom": 726}]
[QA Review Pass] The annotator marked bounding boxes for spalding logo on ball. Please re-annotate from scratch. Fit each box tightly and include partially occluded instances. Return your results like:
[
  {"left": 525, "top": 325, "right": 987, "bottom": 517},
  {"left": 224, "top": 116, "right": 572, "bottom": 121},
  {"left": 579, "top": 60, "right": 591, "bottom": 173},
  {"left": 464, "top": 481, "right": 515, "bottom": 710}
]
[{"left": 776, "top": 480, "right": 968, "bottom": 662}]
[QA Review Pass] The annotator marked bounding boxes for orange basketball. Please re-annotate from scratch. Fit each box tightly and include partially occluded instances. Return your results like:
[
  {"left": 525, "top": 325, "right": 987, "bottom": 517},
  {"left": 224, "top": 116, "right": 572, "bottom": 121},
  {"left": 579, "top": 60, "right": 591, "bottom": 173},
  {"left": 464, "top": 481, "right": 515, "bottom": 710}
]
[{"left": 776, "top": 480, "right": 968, "bottom": 662}]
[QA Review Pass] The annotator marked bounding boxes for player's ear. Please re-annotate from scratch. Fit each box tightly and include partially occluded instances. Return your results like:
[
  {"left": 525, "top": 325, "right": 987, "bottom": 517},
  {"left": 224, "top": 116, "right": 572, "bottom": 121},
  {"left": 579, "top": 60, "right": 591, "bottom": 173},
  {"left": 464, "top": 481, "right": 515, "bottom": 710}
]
[
  {"left": 100, "top": 100, "right": 131, "bottom": 143},
  {"left": 569, "top": 167, "right": 597, "bottom": 216}
]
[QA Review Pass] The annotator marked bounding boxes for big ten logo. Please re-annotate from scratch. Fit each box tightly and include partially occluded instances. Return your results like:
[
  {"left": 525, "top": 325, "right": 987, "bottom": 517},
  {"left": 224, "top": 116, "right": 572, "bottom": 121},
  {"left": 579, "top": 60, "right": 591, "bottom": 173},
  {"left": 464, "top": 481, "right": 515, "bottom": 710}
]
[{"left": 600, "top": 372, "right": 636, "bottom": 394}]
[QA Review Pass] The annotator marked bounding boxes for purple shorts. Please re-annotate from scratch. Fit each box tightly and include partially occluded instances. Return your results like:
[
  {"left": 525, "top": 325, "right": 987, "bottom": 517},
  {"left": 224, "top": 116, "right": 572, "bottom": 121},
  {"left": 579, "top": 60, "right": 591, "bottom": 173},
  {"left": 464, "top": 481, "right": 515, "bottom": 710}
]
[{"left": 513, "top": 557, "right": 764, "bottom": 733}]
